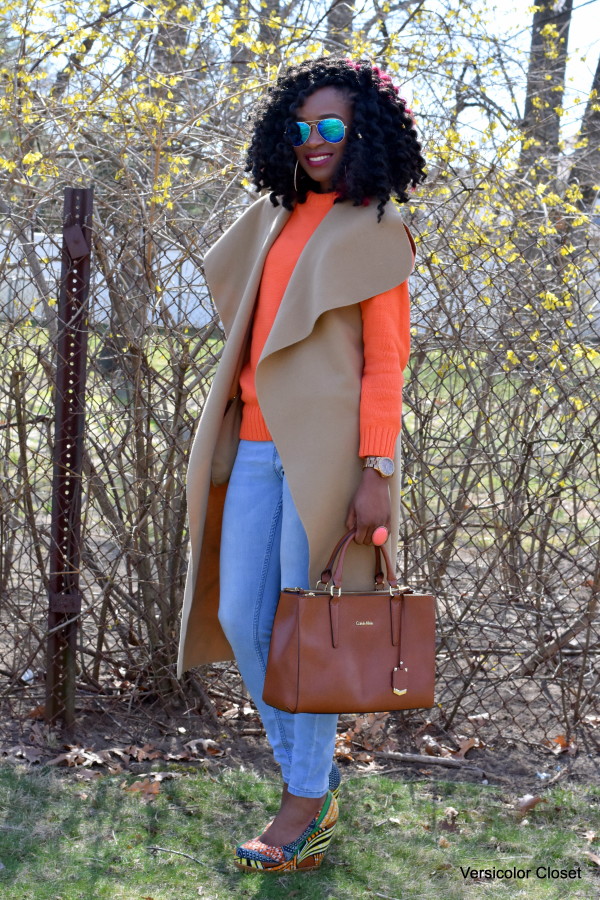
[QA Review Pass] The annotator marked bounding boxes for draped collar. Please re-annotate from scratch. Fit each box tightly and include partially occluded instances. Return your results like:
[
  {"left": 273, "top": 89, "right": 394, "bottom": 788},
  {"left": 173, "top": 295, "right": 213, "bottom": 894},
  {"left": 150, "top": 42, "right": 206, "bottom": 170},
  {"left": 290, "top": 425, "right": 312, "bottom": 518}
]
[{"left": 203, "top": 192, "right": 415, "bottom": 361}]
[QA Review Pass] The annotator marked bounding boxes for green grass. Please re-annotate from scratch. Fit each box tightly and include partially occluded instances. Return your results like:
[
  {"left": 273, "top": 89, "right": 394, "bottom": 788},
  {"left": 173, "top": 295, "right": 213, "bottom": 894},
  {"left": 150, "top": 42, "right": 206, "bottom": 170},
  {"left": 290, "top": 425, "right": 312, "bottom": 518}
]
[{"left": 1, "top": 762, "right": 598, "bottom": 899}]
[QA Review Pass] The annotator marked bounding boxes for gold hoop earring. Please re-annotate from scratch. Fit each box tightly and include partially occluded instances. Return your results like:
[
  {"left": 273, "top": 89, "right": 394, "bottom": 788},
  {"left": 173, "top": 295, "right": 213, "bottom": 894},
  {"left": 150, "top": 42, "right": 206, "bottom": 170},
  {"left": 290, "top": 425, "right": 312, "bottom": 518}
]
[{"left": 294, "top": 159, "right": 299, "bottom": 192}]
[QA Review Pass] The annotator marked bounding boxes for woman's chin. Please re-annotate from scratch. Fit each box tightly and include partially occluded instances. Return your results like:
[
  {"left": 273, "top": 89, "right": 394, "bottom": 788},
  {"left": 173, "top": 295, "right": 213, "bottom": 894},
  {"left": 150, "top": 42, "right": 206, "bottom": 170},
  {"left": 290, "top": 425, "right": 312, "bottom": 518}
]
[{"left": 300, "top": 173, "right": 333, "bottom": 192}]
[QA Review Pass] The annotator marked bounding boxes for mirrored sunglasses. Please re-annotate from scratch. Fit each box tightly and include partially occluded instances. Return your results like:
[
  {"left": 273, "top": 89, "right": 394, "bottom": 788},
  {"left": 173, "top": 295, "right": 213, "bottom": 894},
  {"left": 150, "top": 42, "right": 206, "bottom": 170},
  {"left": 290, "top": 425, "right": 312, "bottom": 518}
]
[{"left": 285, "top": 118, "right": 347, "bottom": 147}]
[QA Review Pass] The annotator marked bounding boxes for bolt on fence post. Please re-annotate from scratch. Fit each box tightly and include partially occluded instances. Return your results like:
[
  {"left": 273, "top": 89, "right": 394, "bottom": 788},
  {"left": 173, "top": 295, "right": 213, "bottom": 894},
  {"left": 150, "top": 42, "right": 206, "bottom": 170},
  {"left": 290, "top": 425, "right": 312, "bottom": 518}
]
[{"left": 45, "top": 187, "right": 93, "bottom": 729}]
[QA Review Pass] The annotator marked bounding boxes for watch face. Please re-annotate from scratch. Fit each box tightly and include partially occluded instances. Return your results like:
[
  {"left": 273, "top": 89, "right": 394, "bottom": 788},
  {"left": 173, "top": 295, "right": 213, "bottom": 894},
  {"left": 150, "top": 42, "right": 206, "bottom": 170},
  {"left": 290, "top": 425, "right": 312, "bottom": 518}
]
[{"left": 378, "top": 458, "right": 395, "bottom": 476}]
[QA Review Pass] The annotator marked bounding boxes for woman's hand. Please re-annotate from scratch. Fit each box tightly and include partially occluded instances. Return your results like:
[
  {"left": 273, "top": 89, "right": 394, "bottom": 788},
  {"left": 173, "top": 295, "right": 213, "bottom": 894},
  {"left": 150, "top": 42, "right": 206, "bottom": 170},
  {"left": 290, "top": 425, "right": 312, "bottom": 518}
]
[{"left": 345, "top": 468, "right": 391, "bottom": 545}]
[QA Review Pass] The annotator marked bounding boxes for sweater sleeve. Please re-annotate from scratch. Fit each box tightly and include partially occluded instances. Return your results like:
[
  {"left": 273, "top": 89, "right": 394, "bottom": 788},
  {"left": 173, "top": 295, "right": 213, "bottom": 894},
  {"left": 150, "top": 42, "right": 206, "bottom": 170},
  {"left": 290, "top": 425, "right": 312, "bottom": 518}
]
[{"left": 358, "top": 279, "right": 411, "bottom": 458}]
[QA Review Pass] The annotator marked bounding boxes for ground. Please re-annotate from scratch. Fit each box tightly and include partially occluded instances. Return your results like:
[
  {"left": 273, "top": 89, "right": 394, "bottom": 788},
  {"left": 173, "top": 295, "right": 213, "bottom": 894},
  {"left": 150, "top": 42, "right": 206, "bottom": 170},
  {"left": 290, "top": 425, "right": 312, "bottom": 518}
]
[{"left": 1, "top": 679, "right": 598, "bottom": 791}]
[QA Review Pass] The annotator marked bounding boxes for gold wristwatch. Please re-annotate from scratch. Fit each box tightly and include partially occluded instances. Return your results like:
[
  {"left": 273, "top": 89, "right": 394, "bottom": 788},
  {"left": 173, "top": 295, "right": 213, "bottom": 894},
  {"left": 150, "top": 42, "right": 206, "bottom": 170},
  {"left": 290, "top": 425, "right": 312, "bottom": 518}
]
[{"left": 362, "top": 456, "right": 395, "bottom": 477}]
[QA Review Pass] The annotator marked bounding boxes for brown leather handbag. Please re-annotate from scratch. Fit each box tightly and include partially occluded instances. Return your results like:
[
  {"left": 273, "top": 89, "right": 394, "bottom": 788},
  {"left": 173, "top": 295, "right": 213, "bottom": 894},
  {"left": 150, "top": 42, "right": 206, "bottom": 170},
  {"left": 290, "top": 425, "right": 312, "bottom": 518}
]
[{"left": 262, "top": 530, "right": 436, "bottom": 714}]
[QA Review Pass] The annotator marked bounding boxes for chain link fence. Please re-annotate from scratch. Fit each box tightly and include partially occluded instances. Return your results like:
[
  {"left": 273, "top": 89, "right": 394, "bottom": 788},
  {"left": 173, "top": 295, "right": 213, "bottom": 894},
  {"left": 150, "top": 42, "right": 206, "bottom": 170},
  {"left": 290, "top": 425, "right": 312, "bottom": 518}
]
[
  {"left": 402, "top": 183, "right": 600, "bottom": 757},
  {"left": 1, "top": 0, "right": 600, "bottom": 764},
  {"left": 0, "top": 185, "right": 225, "bottom": 732},
  {"left": 1, "top": 171, "right": 598, "bottom": 767}
]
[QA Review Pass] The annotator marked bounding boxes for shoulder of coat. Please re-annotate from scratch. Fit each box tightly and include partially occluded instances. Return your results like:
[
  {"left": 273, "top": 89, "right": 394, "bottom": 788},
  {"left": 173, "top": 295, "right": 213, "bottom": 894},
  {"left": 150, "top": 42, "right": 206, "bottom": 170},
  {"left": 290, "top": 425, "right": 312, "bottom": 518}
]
[
  {"left": 326, "top": 196, "right": 413, "bottom": 247},
  {"left": 340, "top": 196, "right": 405, "bottom": 227},
  {"left": 204, "top": 192, "right": 287, "bottom": 261},
  {"left": 244, "top": 191, "right": 287, "bottom": 217},
  {"left": 235, "top": 192, "right": 291, "bottom": 233},
  {"left": 221, "top": 191, "right": 283, "bottom": 227}
]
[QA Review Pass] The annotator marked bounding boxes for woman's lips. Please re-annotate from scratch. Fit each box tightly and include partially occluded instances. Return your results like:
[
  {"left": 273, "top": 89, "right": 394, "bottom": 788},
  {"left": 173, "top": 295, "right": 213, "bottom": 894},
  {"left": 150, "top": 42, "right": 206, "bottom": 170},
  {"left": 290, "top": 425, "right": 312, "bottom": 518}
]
[{"left": 304, "top": 153, "right": 333, "bottom": 168}]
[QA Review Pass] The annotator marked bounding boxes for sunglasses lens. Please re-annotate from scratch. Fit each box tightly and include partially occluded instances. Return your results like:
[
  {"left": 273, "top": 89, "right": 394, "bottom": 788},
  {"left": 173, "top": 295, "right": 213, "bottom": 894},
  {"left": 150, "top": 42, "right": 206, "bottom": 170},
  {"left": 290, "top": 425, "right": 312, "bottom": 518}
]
[
  {"left": 286, "top": 121, "right": 310, "bottom": 146},
  {"left": 317, "top": 118, "right": 345, "bottom": 143}
]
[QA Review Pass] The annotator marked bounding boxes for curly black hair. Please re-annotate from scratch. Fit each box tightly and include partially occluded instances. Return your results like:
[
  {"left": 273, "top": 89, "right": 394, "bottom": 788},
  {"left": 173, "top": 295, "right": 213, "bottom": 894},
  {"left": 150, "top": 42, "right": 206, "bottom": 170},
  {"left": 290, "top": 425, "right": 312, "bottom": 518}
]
[{"left": 244, "top": 56, "right": 427, "bottom": 222}]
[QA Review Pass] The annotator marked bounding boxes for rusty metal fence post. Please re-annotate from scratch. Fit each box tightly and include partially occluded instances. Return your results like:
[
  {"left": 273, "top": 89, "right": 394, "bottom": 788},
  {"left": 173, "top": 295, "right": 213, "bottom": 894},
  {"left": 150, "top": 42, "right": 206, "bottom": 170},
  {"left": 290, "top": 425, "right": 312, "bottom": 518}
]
[{"left": 45, "top": 187, "right": 93, "bottom": 728}]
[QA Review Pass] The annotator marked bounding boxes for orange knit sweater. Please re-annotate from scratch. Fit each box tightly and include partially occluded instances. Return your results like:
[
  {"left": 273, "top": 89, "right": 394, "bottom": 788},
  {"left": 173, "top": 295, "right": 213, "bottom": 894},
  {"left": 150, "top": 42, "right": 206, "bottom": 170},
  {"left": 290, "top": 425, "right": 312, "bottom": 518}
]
[{"left": 239, "top": 191, "right": 411, "bottom": 458}]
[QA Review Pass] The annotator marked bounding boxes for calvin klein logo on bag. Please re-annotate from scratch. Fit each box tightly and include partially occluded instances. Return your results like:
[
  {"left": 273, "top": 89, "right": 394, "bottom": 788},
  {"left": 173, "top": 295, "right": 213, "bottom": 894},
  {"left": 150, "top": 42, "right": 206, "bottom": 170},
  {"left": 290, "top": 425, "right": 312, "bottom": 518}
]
[{"left": 355, "top": 620, "right": 374, "bottom": 626}]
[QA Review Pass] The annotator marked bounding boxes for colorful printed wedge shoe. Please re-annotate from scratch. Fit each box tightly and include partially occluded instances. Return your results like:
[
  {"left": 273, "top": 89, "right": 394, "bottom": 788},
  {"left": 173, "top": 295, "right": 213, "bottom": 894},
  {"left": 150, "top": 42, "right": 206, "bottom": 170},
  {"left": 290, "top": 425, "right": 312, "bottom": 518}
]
[
  {"left": 329, "top": 761, "right": 341, "bottom": 800},
  {"left": 234, "top": 790, "right": 339, "bottom": 873}
]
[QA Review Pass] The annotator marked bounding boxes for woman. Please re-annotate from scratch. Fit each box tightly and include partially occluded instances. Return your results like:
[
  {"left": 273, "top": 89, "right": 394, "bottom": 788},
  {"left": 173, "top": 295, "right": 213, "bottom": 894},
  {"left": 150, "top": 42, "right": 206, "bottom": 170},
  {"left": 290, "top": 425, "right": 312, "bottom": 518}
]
[{"left": 177, "top": 56, "right": 426, "bottom": 873}]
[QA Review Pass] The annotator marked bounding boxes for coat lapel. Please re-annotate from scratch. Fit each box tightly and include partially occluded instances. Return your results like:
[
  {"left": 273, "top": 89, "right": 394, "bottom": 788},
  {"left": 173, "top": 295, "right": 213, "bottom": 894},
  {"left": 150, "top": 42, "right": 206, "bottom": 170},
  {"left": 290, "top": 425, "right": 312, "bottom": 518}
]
[
  {"left": 203, "top": 196, "right": 291, "bottom": 336},
  {"left": 259, "top": 198, "right": 415, "bottom": 365}
]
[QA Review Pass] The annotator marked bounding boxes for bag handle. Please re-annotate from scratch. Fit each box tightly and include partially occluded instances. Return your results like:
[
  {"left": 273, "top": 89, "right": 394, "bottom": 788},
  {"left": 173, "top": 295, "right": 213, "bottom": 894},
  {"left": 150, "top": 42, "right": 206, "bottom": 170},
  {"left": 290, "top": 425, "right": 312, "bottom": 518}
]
[
  {"left": 319, "top": 529, "right": 405, "bottom": 594},
  {"left": 332, "top": 529, "right": 399, "bottom": 592},
  {"left": 318, "top": 530, "right": 358, "bottom": 588}
]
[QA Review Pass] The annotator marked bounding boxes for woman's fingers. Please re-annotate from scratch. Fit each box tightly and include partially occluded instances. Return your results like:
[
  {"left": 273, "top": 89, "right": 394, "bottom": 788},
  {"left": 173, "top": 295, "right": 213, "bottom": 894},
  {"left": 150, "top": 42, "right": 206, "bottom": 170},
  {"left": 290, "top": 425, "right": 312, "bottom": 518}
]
[
  {"left": 347, "top": 473, "right": 392, "bottom": 543},
  {"left": 345, "top": 505, "right": 357, "bottom": 532},
  {"left": 354, "top": 522, "right": 369, "bottom": 544}
]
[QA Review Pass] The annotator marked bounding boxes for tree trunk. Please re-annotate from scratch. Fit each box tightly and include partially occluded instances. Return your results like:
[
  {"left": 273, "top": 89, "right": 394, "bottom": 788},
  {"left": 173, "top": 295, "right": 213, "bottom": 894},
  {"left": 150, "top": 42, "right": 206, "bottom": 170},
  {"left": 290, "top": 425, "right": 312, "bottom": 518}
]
[
  {"left": 258, "top": 0, "right": 281, "bottom": 56},
  {"left": 326, "top": 0, "right": 354, "bottom": 50},
  {"left": 568, "top": 53, "right": 600, "bottom": 210},
  {"left": 519, "top": 0, "right": 573, "bottom": 180}
]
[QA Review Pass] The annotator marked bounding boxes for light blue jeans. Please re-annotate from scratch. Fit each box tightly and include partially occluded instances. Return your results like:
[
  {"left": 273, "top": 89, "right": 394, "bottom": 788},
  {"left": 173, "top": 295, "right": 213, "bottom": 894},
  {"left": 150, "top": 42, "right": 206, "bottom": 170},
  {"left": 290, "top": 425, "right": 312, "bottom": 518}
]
[{"left": 219, "top": 439, "right": 338, "bottom": 798}]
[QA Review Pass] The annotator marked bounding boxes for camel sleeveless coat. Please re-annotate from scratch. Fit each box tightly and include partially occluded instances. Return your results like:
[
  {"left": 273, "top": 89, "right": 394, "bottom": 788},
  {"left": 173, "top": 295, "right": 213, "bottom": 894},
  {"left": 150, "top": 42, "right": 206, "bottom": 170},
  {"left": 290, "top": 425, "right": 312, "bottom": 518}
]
[{"left": 177, "top": 192, "right": 416, "bottom": 677}]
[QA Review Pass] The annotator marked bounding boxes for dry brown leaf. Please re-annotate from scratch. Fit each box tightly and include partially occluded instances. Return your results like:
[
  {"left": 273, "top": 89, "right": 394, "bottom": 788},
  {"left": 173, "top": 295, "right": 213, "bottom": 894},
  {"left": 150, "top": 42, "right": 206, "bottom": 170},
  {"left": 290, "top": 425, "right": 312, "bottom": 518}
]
[
  {"left": 420, "top": 734, "right": 453, "bottom": 758},
  {"left": 1, "top": 745, "right": 43, "bottom": 764},
  {"left": 584, "top": 830, "right": 597, "bottom": 843},
  {"left": 78, "top": 748, "right": 107, "bottom": 767},
  {"left": 584, "top": 850, "right": 600, "bottom": 867},
  {"left": 583, "top": 714, "right": 600, "bottom": 728},
  {"left": 362, "top": 712, "right": 389, "bottom": 737},
  {"left": 334, "top": 732, "right": 354, "bottom": 761},
  {"left": 467, "top": 712, "right": 490, "bottom": 725},
  {"left": 123, "top": 743, "right": 163, "bottom": 762},
  {"left": 74, "top": 770, "right": 103, "bottom": 782},
  {"left": 335, "top": 714, "right": 391, "bottom": 760},
  {"left": 543, "top": 734, "right": 577, "bottom": 756},
  {"left": 46, "top": 750, "right": 81, "bottom": 767},
  {"left": 344, "top": 712, "right": 390, "bottom": 750},
  {"left": 515, "top": 794, "right": 547, "bottom": 814},
  {"left": 150, "top": 772, "right": 173, "bottom": 782},
  {"left": 334, "top": 748, "right": 354, "bottom": 762},
  {"left": 184, "top": 738, "right": 224, "bottom": 757},
  {"left": 27, "top": 705, "right": 46, "bottom": 720},
  {"left": 452, "top": 738, "right": 477, "bottom": 759},
  {"left": 414, "top": 720, "right": 435, "bottom": 738},
  {"left": 123, "top": 779, "right": 160, "bottom": 799},
  {"left": 104, "top": 747, "right": 131, "bottom": 763},
  {"left": 438, "top": 836, "right": 451, "bottom": 848},
  {"left": 123, "top": 744, "right": 142, "bottom": 761},
  {"left": 438, "top": 806, "right": 460, "bottom": 832},
  {"left": 46, "top": 746, "right": 107, "bottom": 768},
  {"left": 29, "top": 722, "right": 52, "bottom": 745},
  {"left": 354, "top": 751, "right": 374, "bottom": 763},
  {"left": 140, "top": 743, "right": 163, "bottom": 759}
]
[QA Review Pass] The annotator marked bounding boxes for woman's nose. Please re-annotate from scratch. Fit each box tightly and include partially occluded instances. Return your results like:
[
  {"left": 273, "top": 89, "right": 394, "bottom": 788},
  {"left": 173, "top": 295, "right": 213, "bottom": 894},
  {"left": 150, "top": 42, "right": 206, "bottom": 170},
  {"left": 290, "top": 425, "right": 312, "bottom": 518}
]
[{"left": 305, "top": 124, "right": 324, "bottom": 147}]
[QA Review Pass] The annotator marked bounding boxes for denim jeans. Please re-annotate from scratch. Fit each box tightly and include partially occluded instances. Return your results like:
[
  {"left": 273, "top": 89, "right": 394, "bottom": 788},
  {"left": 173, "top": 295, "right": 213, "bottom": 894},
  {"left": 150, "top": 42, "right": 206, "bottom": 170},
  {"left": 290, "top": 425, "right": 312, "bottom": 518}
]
[{"left": 219, "top": 439, "right": 338, "bottom": 798}]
